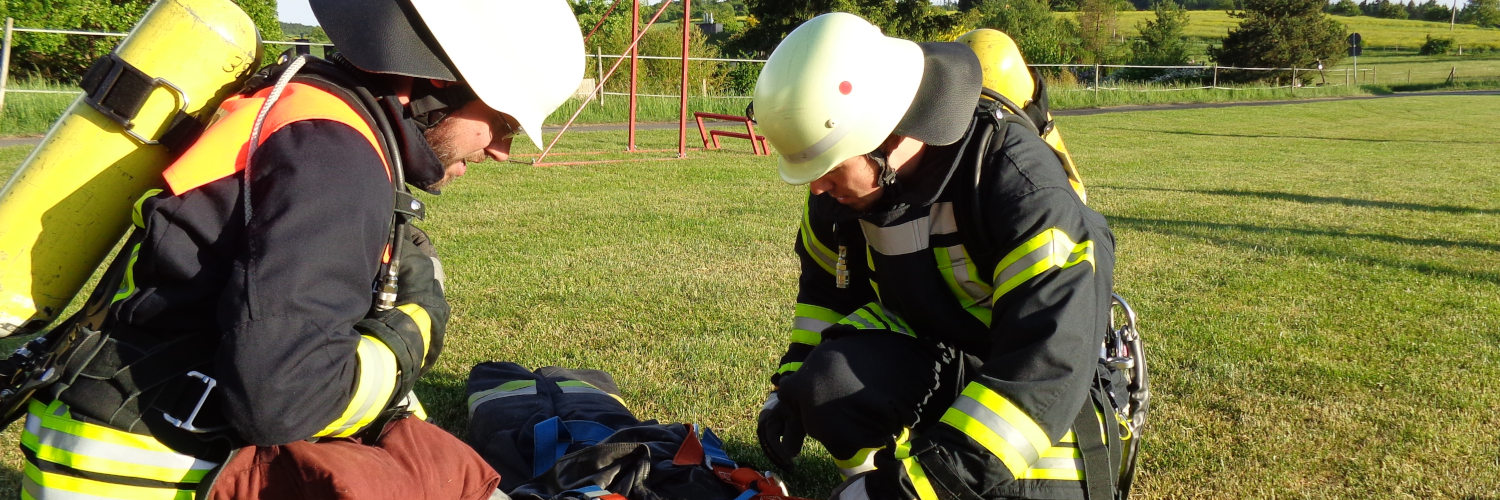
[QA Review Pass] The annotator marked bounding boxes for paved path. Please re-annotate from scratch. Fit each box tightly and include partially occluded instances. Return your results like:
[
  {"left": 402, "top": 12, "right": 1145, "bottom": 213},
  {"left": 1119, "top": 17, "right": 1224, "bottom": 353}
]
[{"left": 2, "top": 90, "right": 1493, "bottom": 150}]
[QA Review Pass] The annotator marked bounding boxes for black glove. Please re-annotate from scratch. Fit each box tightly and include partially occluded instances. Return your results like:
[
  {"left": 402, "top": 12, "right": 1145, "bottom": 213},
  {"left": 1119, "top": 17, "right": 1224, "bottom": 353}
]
[
  {"left": 392, "top": 225, "right": 448, "bottom": 373},
  {"left": 756, "top": 391, "right": 805, "bottom": 473}
]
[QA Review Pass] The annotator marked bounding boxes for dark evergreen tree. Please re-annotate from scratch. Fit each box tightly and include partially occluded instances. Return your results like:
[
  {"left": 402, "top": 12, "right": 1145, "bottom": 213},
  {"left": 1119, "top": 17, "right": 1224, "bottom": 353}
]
[
  {"left": 1208, "top": 0, "right": 1347, "bottom": 83},
  {"left": 732, "top": 0, "right": 960, "bottom": 55}
]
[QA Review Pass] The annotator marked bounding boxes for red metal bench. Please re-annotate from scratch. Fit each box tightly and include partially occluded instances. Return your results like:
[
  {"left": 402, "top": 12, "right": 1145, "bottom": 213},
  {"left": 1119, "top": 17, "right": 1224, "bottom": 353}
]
[{"left": 693, "top": 112, "right": 770, "bottom": 155}]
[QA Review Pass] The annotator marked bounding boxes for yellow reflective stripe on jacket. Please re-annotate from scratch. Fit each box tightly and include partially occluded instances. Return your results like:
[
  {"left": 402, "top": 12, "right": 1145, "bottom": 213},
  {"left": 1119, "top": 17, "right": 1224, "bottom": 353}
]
[
  {"left": 23, "top": 464, "right": 195, "bottom": 500},
  {"left": 1019, "top": 432, "right": 1084, "bottom": 480},
  {"left": 467, "top": 380, "right": 538, "bottom": 417},
  {"left": 888, "top": 428, "right": 939, "bottom": 500},
  {"left": 939, "top": 382, "right": 1052, "bottom": 478},
  {"left": 775, "top": 362, "right": 803, "bottom": 376},
  {"left": 21, "top": 399, "right": 213, "bottom": 500},
  {"left": 801, "top": 201, "right": 837, "bottom": 275},
  {"left": 394, "top": 303, "right": 432, "bottom": 359},
  {"left": 111, "top": 242, "right": 144, "bottom": 304},
  {"left": 791, "top": 303, "right": 841, "bottom": 346},
  {"left": 837, "top": 303, "right": 914, "bottom": 336},
  {"left": 934, "top": 244, "right": 994, "bottom": 327},
  {"left": 130, "top": 189, "right": 163, "bottom": 229},
  {"left": 317, "top": 335, "right": 399, "bottom": 438},
  {"left": 991, "top": 227, "right": 1095, "bottom": 303}
]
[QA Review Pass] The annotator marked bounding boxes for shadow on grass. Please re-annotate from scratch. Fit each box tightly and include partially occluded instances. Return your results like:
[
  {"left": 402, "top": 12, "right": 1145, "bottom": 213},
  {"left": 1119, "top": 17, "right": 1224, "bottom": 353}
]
[
  {"left": 1099, "top": 127, "right": 1480, "bottom": 145},
  {"left": 1108, "top": 215, "right": 1500, "bottom": 285},
  {"left": 1098, "top": 185, "right": 1500, "bottom": 216}
]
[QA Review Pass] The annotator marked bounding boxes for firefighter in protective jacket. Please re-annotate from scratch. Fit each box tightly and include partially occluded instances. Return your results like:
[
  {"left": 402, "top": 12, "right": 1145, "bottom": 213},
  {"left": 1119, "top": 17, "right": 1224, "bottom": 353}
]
[
  {"left": 16, "top": 1, "right": 584, "bottom": 498},
  {"left": 751, "top": 14, "right": 1127, "bottom": 500}
]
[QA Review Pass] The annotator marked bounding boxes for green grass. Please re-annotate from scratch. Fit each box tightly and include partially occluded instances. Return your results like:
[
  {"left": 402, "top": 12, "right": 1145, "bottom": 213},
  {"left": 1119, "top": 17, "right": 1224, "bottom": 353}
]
[
  {"left": 1108, "top": 10, "right": 1500, "bottom": 51},
  {"left": 0, "top": 80, "right": 78, "bottom": 136},
  {"left": 1, "top": 94, "right": 1499, "bottom": 498}
]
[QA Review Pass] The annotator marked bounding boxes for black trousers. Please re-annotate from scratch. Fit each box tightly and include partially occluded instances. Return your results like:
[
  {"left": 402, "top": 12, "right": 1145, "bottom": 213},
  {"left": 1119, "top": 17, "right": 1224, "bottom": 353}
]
[{"left": 776, "top": 329, "right": 980, "bottom": 461}]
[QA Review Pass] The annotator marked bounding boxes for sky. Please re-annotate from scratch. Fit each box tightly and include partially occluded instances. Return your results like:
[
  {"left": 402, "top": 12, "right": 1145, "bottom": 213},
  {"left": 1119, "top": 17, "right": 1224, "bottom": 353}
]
[{"left": 279, "top": 0, "right": 318, "bottom": 26}]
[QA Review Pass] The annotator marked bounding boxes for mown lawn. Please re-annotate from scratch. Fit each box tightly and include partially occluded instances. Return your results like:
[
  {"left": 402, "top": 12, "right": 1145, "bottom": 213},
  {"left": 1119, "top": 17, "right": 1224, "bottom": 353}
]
[{"left": 0, "top": 93, "right": 1496, "bottom": 498}]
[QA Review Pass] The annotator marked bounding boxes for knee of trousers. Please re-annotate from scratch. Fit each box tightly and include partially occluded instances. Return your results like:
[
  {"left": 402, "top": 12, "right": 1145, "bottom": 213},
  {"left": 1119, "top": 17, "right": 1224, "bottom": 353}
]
[{"left": 777, "top": 331, "right": 954, "bottom": 457}]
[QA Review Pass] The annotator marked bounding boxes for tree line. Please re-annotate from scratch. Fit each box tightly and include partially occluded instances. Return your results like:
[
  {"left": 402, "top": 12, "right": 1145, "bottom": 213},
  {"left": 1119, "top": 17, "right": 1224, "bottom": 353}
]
[{"left": 4, "top": 0, "right": 1492, "bottom": 89}]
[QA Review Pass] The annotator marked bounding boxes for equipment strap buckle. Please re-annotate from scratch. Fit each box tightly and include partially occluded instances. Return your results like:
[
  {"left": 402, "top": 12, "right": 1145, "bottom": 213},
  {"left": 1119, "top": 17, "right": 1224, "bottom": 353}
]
[
  {"left": 80, "top": 52, "right": 195, "bottom": 147},
  {"left": 162, "top": 371, "right": 230, "bottom": 434}
]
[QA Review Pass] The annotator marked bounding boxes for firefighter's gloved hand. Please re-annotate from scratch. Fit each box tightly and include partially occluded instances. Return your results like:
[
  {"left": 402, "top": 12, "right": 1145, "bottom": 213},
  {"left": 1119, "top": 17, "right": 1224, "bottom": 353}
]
[
  {"left": 393, "top": 225, "right": 448, "bottom": 373},
  {"left": 757, "top": 391, "right": 805, "bottom": 473}
]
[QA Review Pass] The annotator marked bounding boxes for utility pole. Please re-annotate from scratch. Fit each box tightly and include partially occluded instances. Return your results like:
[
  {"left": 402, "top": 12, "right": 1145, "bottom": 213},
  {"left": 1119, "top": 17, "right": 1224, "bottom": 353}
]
[{"left": 1451, "top": 0, "right": 1458, "bottom": 31}]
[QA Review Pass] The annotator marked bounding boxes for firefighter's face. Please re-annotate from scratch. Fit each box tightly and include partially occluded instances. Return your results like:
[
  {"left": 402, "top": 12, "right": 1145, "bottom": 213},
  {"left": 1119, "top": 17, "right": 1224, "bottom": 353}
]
[
  {"left": 423, "top": 100, "right": 520, "bottom": 191},
  {"left": 808, "top": 154, "right": 884, "bottom": 211}
]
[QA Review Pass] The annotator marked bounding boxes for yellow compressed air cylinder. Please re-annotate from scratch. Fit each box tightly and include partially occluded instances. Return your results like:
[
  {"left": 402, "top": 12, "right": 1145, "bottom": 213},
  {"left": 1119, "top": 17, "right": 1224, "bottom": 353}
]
[
  {"left": 957, "top": 28, "right": 1087, "bottom": 204},
  {"left": 0, "top": 0, "right": 261, "bottom": 337}
]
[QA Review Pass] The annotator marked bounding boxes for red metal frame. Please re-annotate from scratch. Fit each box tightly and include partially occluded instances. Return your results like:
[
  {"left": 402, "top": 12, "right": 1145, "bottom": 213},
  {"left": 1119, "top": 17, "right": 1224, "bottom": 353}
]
[
  {"left": 693, "top": 112, "right": 768, "bottom": 155},
  {"left": 533, "top": 0, "right": 767, "bottom": 167}
]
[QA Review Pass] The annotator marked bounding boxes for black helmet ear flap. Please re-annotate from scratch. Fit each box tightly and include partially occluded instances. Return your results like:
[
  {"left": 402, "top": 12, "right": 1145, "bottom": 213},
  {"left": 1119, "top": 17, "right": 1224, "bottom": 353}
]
[
  {"left": 407, "top": 80, "right": 478, "bottom": 131},
  {"left": 310, "top": 0, "right": 458, "bottom": 81},
  {"left": 893, "top": 42, "right": 983, "bottom": 147}
]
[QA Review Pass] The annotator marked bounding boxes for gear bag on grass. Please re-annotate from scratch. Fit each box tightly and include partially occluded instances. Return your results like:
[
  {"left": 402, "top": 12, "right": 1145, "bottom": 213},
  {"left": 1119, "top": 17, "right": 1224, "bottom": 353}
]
[{"left": 465, "top": 362, "right": 806, "bottom": 500}]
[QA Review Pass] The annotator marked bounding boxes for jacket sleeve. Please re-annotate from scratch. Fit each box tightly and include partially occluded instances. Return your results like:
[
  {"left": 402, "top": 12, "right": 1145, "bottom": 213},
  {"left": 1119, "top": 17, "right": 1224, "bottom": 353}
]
[
  {"left": 772, "top": 192, "right": 875, "bottom": 387},
  {"left": 914, "top": 127, "right": 1117, "bottom": 493},
  {"left": 214, "top": 120, "right": 435, "bottom": 445}
]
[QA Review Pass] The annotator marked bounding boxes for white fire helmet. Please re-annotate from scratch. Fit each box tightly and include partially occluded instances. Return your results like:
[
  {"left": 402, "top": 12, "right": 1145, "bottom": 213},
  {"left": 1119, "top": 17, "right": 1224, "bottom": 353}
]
[
  {"left": 314, "top": 0, "right": 585, "bottom": 148},
  {"left": 751, "top": 13, "right": 925, "bottom": 185}
]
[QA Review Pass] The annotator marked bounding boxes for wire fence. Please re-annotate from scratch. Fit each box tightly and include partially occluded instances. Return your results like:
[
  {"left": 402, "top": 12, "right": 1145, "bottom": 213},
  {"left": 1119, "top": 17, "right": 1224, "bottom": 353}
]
[{"left": 0, "top": 20, "right": 1492, "bottom": 111}]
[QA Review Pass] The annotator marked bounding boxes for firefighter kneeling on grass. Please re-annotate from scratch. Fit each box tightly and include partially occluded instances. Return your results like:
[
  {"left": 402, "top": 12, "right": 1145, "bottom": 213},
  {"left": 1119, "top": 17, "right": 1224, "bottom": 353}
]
[
  {"left": 17, "top": 1, "right": 583, "bottom": 498},
  {"left": 750, "top": 14, "right": 1136, "bottom": 500}
]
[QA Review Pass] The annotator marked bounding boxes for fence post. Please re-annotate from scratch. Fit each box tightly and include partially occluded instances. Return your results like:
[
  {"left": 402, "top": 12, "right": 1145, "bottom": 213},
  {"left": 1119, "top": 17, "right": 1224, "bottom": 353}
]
[
  {"left": 1292, "top": 67, "right": 1298, "bottom": 87},
  {"left": 1094, "top": 64, "right": 1100, "bottom": 93},
  {"left": 595, "top": 46, "right": 604, "bottom": 107},
  {"left": 1372, "top": 67, "right": 1377, "bottom": 84},
  {"left": 1, "top": 18, "right": 13, "bottom": 114},
  {"left": 1212, "top": 66, "right": 1218, "bottom": 88}
]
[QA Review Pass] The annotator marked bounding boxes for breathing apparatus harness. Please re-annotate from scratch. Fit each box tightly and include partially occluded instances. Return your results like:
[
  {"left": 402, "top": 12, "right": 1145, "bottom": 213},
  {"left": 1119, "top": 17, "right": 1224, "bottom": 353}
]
[{"left": 0, "top": 51, "right": 448, "bottom": 450}]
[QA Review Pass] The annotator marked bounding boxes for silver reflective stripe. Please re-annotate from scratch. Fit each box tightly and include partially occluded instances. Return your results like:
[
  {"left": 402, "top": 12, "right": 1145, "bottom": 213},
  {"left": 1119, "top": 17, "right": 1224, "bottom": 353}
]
[
  {"left": 951, "top": 395, "right": 1042, "bottom": 465},
  {"left": 942, "top": 245, "right": 992, "bottom": 306},
  {"left": 786, "top": 120, "right": 856, "bottom": 164},
  {"left": 560, "top": 386, "right": 608, "bottom": 396},
  {"left": 792, "top": 316, "right": 834, "bottom": 333},
  {"left": 860, "top": 216, "right": 930, "bottom": 256},
  {"left": 467, "top": 386, "right": 539, "bottom": 417},
  {"left": 831, "top": 476, "right": 874, "bottom": 500},
  {"left": 1031, "top": 456, "right": 1083, "bottom": 472},
  {"left": 838, "top": 310, "right": 879, "bottom": 330},
  {"left": 334, "top": 336, "right": 392, "bottom": 434},
  {"left": 995, "top": 240, "right": 1056, "bottom": 290},
  {"left": 858, "top": 202, "right": 956, "bottom": 256},
  {"left": 29, "top": 418, "right": 216, "bottom": 473},
  {"left": 929, "top": 202, "right": 958, "bottom": 235}
]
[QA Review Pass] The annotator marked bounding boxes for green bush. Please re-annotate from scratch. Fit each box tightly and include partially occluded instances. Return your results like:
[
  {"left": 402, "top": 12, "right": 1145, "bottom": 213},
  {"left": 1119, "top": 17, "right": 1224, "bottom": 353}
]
[{"left": 1420, "top": 35, "right": 1455, "bottom": 55}]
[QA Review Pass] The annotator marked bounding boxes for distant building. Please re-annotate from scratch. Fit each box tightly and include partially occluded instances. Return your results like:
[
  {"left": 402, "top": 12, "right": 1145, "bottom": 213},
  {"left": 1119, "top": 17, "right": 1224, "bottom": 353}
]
[{"left": 698, "top": 12, "right": 723, "bottom": 35}]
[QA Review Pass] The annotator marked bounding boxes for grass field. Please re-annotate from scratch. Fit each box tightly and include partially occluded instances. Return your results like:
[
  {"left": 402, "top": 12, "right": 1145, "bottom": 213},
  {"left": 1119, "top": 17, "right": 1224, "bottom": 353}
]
[
  {"left": 1, "top": 93, "right": 1498, "bottom": 498},
  {"left": 1108, "top": 10, "right": 1500, "bottom": 52}
]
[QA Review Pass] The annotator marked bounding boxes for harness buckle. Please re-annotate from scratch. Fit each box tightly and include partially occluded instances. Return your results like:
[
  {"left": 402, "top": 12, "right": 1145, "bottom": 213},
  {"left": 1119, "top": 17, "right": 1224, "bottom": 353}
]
[{"left": 162, "top": 371, "right": 230, "bottom": 433}]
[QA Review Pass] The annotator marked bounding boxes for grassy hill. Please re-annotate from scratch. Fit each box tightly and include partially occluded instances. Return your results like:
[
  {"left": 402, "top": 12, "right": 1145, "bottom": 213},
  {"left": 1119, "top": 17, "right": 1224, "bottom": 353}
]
[{"left": 1099, "top": 10, "right": 1500, "bottom": 52}]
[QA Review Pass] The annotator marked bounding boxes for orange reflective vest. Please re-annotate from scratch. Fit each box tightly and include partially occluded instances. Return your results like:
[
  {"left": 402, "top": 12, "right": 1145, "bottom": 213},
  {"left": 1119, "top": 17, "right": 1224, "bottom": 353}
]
[{"left": 164, "top": 81, "right": 391, "bottom": 195}]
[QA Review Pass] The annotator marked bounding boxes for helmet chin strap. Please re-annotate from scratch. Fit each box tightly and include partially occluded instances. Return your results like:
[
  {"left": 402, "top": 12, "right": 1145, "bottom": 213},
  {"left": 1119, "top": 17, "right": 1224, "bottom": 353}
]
[{"left": 867, "top": 147, "right": 898, "bottom": 188}]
